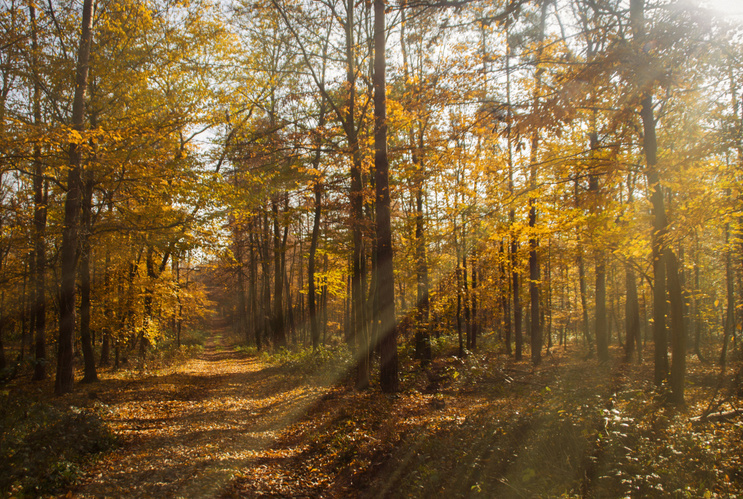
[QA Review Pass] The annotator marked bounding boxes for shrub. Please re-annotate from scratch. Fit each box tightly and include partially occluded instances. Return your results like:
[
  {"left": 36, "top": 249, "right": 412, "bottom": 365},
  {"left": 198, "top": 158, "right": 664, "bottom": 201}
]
[{"left": 0, "top": 399, "right": 116, "bottom": 497}]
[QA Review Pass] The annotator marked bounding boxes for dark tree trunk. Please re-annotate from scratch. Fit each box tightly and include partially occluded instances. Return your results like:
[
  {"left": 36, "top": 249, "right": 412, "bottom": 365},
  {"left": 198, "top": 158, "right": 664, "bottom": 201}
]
[
  {"left": 643, "top": 97, "right": 669, "bottom": 386},
  {"left": 249, "top": 224, "right": 259, "bottom": 348},
  {"left": 501, "top": 240, "right": 512, "bottom": 355},
  {"left": 374, "top": 0, "right": 397, "bottom": 392},
  {"left": 56, "top": 0, "right": 94, "bottom": 395},
  {"left": 624, "top": 265, "right": 641, "bottom": 363},
  {"left": 99, "top": 247, "right": 112, "bottom": 366},
  {"left": 578, "top": 249, "right": 591, "bottom": 352},
  {"left": 272, "top": 198, "right": 286, "bottom": 347},
  {"left": 261, "top": 208, "right": 271, "bottom": 349},
  {"left": 528, "top": 0, "right": 547, "bottom": 367},
  {"left": 31, "top": 3, "right": 48, "bottom": 381},
  {"left": 456, "top": 236, "right": 464, "bottom": 357},
  {"left": 80, "top": 168, "right": 97, "bottom": 382},
  {"left": 631, "top": 0, "right": 669, "bottom": 387},
  {"left": 340, "top": 0, "right": 368, "bottom": 389},
  {"left": 529, "top": 206, "right": 540, "bottom": 365},
  {"left": 471, "top": 255, "right": 478, "bottom": 351},
  {"left": 595, "top": 259, "right": 608, "bottom": 362},
  {"left": 235, "top": 231, "right": 248, "bottom": 342},
  {"left": 513, "top": 238, "right": 522, "bottom": 361},
  {"left": 0, "top": 292, "right": 5, "bottom": 370},
  {"left": 463, "top": 249, "right": 471, "bottom": 353},
  {"left": 309, "top": 181, "right": 322, "bottom": 351},
  {"left": 667, "top": 249, "right": 687, "bottom": 405}
]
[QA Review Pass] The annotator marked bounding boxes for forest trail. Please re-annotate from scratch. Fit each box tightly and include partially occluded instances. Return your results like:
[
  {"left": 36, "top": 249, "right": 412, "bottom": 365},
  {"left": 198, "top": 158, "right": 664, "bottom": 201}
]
[{"left": 74, "top": 335, "right": 329, "bottom": 498}]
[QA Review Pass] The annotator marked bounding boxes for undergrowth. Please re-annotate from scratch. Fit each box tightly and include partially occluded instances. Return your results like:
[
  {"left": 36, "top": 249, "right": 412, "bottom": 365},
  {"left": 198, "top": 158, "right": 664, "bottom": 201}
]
[
  {"left": 0, "top": 392, "right": 115, "bottom": 497},
  {"left": 261, "top": 345, "right": 354, "bottom": 383}
]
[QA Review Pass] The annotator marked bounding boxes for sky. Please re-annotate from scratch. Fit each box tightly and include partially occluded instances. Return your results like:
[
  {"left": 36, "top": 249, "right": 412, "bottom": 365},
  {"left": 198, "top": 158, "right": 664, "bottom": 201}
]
[{"left": 700, "top": 0, "right": 743, "bottom": 18}]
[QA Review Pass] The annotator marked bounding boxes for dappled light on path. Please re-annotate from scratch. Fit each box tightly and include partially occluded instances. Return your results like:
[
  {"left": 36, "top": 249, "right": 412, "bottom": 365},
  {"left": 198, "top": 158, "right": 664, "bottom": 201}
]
[{"left": 75, "top": 337, "right": 331, "bottom": 498}]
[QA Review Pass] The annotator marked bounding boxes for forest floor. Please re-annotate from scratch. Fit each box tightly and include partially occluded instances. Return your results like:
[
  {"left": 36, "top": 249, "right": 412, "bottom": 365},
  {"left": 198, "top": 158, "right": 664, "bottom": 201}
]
[
  {"left": 70, "top": 333, "right": 331, "bottom": 498},
  {"left": 3, "top": 330, "right": 743, "bottom": 498}
]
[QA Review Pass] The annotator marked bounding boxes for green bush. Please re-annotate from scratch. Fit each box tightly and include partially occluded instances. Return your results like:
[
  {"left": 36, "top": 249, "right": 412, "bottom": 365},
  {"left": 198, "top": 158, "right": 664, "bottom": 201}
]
[{"left": 0, "top": 399, "right": 116, "bottom": 497}]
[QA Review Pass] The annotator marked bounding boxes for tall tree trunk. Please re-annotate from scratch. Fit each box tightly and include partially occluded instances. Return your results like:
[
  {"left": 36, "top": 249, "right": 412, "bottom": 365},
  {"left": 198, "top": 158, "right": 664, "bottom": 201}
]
[
  {"left": 589, "top": 129, "right": 609, "bottom": 363},
  {"left": 463, "top": 245, "right": 471, "bottom": 353},
  {"left": 578, "top": 247, "right": 591, "bottom": 352},
  {"left": 631, "top": 0, "right": 669, "bottom": 387},
  {"left": 0, "top": 291, "right": 5, "bottom": 370},
  {"left": 595, "top": 258, "right": 608, "bottom": 361},
  {"left": 625, "top": 265, "right": 641, "bottom": 362},
  {"left": 456, "top": 227, "right": 464, "bottom": 357},
  {"left": 374, "top": 0, "right": 397, "bottom": 392},
  {"left": 721, "top": 221, "right": 735, "bottom": 372},
  {"left": 272, "top": 198, "right": 286, "bottom": 347},
  {"left": 308, "top": 83, "right": 327, "bottom": 351},
  {"left": 56, "top": 0, "right": 94, "bottom": 395},
  {"left": 642, "top": 96, "right": 669, "bottom": 386},
  {"left": 341, "top": 0, "right": 368, "bottom": 389},
  {"left": 471, "top": 254, "right": 478, "bottom": 351},
  {"left": 100, "top": 248, "right": 112, "bottom": 366},
  {"left": 261, "top": 208, "right": 272, "bottom": 349},
  {"left": 400, "top": 5, "right": 431, "bottom": 363},
  {"left": 249, "top": 223, "right": 259, "bottom": 348},
  {"left": 236, "top": 238, "right": 248, "bottom": 343},
  {"left": 528, "top": 0, "right": 547, "bottom": 367},
  {"left": 31, "top": 3, "right": 48, "bottom": 381},
  {"left": 309, "top": 181, "right": 322, "bottom": 351},
  {"left": 506, "top": 13, "right": 521, "bottom": 361},
  {"left": 80, "top": 168, "right": 97, "bottom": 382},
  {"left": 667, "top": 249, "right": 687, "bottom": 405},
  {"left": 501, "top": 240, "right": 512, "bottom": 355}
]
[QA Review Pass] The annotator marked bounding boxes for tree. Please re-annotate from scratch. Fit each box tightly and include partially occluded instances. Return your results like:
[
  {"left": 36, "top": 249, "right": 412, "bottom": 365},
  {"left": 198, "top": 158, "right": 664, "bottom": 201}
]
[{"left": 56, "top": 0, "right": 94, "bottom": 395}]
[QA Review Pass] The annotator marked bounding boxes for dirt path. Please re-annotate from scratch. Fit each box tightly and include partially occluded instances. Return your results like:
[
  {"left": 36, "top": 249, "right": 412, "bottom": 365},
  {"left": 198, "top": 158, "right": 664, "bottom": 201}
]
[{"left": 74, "top": 336, "right": 329, "bottom": 498}]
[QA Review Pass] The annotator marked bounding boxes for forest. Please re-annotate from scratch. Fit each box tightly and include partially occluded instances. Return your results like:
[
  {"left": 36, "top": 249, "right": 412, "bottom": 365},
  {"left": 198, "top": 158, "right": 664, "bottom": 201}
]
[{"left": 1, "top": 0, "right": 743, "bottom": 496}]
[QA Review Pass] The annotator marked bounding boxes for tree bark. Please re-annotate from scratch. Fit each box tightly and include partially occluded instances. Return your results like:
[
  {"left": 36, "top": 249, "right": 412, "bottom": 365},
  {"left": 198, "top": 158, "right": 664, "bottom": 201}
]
[
  {"left": 80, "top": 168, "right": 97, "bottom": 382},
  {"left": 374, "top": 0, "right": 398, "bottom": 392},
  {"left": 624, "top": 265, "right": 641, "bottom": 362},
  {"left": 667, "top": 249, "right": 686, "bottom": 405},
  {"left": 56, "top": 0, "right": 94, "bottom": 395},
  {"left": 30, "top": 3, "right": 49, "bottom": 381}
]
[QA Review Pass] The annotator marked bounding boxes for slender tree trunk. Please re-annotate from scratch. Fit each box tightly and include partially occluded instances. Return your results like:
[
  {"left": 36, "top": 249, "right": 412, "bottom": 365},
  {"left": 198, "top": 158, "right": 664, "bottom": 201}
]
[
  {"left": 272, "top": 198, "right": 286, "bottom": 347},
  {"left": 721, "top": 222, "right": 735, "bottom": 372},
  {"left": 528, "top": 0, "right": 547, "bottom": 367},
  {"left": 595, "top": 258, "right": 608, "bottom": 362},
  {"left": 578, "top": 248, "right": 591, "bottom": 352},
  {"left": 643, "top": 98, "right": 669, "bottom": 386},
  {"left": 374, "top": 0, "right": 398, "bottom": 392},
  {"left": 631, "top": 0, "right": 669, "bottom": 387},
  {"left": 342, "top": 0, "right": 368, "bottom": 389},
  {"left": 463, "top": 248, "right": 471, "bottom": 352},
  {"left": 262, "top": 208, "right": 272, "bottom": 349},
  {"left": 309, "top": 182, "right": 322, "bottom": 351},
  {"left": 400, "top": 7, "right": 431, "bottom": 363},
  {"left": 693, "top": 242, "right": 704, "bottom": 361},
  {"left": 307, "top": 85, "right": 327, "bottom": 351},
  {"left": 31, "top": 3, "right": 48, "bottom": 381},
  {"left": 501, "top": 240, "right": 512, "bottom": 355},
  {"left": 249, "top": 223, "right": 259, "bottom": 348},
  {"left": 0, "top": 291, "right": 5, "bottom": 370},
  {"left": 57, "top": 0, "right": 94, "bottom": 395},
  {"left": 667, "top": 249, "right": 686, "bottom": 405},
  {"left": 625, "top": 265, "right": 641, "bottom": 362},
  {"left": 456, "top": 229, "right": 464, "bottom": 357},
  {"left": 471, "top": 255, "right": 478, "bottom": 351},
  {"left": 80, "top": 168, "right": 97, "bottom": 382}
]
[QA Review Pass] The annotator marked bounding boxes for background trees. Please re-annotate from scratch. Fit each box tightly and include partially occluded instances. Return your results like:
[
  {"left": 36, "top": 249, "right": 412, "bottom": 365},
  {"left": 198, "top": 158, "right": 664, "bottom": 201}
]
[{"left": 0, "top": 0, "right": 741, "bottom": 400}]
